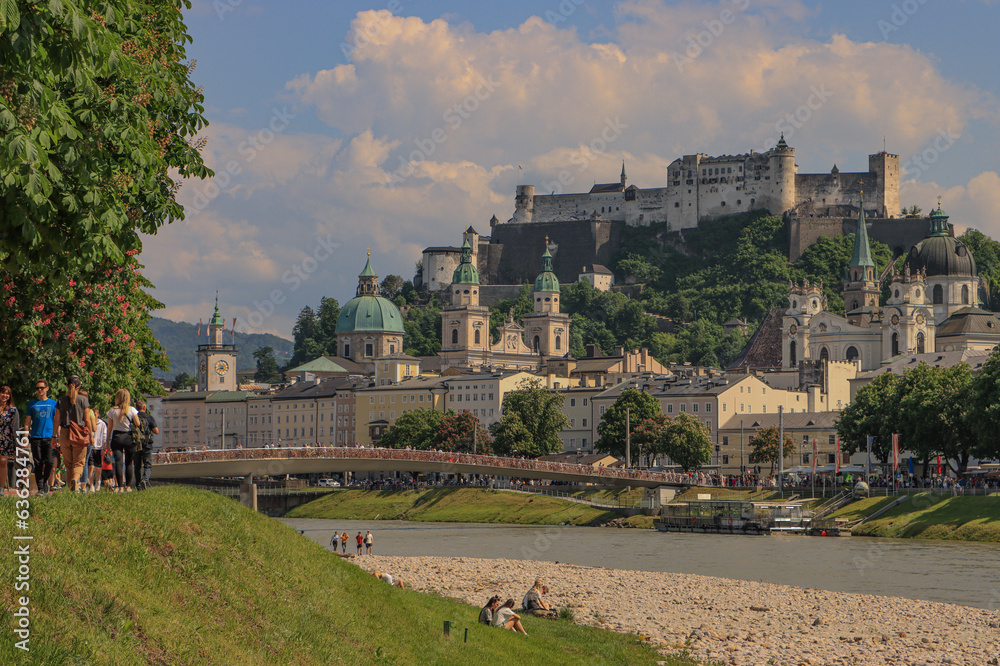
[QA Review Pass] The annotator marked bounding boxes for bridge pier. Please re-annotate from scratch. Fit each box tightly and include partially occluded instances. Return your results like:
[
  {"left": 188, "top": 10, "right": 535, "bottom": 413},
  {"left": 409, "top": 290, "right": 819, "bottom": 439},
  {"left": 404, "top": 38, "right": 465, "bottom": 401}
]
[{"left": 239, "top": 481, "right": 257, "bottom": 511}]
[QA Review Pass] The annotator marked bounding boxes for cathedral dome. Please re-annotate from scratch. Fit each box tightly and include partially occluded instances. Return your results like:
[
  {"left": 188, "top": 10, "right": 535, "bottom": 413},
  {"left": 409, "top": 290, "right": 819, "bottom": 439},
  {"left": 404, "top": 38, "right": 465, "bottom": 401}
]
[
  {"left": 904, "top": 207, "right": 976, "bottom": 278},
  {"left": 335, "top": 296, "right": 404, "bottom": 333},
  {"left": 336, "top": 255, "right": 405, "bottom": 334}
]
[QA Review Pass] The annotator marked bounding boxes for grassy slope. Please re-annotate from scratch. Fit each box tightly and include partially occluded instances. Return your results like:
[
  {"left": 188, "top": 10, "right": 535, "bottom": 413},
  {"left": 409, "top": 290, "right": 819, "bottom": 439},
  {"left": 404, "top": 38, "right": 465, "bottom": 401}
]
[
  {"left": 0, "top": 487, "right": 692, "bottom": 665},
  {"left": 285, "top": 488, "right": 624, "bottom": 525},
  {"left": 831, "top": 493, "right": 1000, "bottom": 541}
]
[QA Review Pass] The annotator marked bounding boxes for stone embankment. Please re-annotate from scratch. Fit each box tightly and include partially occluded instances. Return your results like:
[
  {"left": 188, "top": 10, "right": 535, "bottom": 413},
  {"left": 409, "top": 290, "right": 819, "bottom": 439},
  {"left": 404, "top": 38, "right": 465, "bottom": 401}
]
[{"left": 357, "top": 555, "right": 1000, "bottom": 666}]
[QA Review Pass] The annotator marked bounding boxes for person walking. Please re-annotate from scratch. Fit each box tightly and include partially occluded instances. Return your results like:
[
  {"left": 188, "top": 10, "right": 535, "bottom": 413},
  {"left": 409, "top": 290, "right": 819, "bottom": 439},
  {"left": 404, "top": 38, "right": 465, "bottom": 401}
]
[
  {"left": 55, "top": 376, "right": 91, "bottom": 492},
  {"left": 356, "top": 532, "right": 363, "bottom": 555},
  {"left": 89, "top": 407, "right": 108, "bottom": 492},
  {"left": 77, "top": 390, "right": 98, "bottom": 493},
  {"left": 106, "top": 388, "right": 141, "bottom": 492},
  {"left": 25, "top": 379, "right": 57, "bottom": 494},
  {"left": 364, "top": 530, "right": 374, "bottom": 555},
  {"left": 0, "top": 386, "right": 20, "bottom": 491},
  {"left": 133, "top": 400, "right": 158, "bottom": 490},
  {"left": 340, "top": 532, "right": 348, "bottom": 553}
]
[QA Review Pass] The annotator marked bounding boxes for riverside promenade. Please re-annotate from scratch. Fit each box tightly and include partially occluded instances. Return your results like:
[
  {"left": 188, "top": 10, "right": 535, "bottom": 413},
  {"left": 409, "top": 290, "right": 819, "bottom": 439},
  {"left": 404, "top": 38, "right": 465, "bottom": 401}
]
[{"left": 150, "top": 447, "right": 693, "bottom": 488}]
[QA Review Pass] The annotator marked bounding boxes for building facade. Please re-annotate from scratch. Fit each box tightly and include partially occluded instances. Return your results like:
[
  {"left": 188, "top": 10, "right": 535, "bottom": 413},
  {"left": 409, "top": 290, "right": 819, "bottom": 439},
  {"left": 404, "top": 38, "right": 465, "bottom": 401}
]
[
  {"left": 197, "top": 297, "right": 238, "bottom": 392},
  {"left": 336, "top": 254, "right": 405, "bottom": 372}
]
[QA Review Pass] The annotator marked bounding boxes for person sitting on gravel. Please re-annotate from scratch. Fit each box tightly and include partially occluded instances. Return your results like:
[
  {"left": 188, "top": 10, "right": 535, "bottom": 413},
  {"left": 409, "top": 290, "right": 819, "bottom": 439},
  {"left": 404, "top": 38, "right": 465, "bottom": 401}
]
[
  {"left": 522, "top": 579, "right": 556, "bottom": 617},
  {"left": 492, "top": 599, "right": 528, "bottom": 635},
  {"left": 479, "top": 596, "right": 500, "bottom": 625}
]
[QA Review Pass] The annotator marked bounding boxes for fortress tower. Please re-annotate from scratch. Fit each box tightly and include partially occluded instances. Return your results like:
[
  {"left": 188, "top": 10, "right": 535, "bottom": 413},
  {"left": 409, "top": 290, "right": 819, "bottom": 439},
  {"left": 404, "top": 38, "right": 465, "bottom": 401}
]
[
  {"left": 513, "top": 185, "right": 535, "bottom": 223},
  {"left": 869, "top": 151, "right": 900, "bottom": 218},
  {"left": 766, "top": 134, "right": 797, "bottom": 215}
]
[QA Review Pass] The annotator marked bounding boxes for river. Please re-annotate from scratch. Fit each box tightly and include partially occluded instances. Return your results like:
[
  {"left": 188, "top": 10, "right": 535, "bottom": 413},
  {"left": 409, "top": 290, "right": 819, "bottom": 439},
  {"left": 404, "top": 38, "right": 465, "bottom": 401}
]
[{"left": 280, "top": 518, "right": 1000, "bottom": 610}]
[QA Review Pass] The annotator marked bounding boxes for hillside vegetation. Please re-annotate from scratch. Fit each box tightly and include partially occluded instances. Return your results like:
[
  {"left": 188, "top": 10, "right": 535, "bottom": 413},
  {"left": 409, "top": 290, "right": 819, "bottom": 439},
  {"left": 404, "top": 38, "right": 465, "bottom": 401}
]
[
  {"left": 285, "top": 488, "right": 623, "bottom": 525},
  {"left": 0, "top": 487, "right": 688, "bottom": 665},
  {"left": 829, "top": 492, "right": 1000, "bottom": 542}
]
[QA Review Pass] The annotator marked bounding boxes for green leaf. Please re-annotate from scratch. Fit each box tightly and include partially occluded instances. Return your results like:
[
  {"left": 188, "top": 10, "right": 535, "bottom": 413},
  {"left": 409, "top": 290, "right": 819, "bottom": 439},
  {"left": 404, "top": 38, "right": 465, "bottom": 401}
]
[{"left": 0, "top": 0, "right": 20, "bottom": 31}]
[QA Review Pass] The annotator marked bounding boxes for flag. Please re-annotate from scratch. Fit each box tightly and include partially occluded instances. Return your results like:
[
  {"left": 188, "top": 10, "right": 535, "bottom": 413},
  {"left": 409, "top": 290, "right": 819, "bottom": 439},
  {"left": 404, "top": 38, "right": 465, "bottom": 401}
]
[
  {"left": 811, "top": 438, "right": 817, "bottom": 475},
  {"left": 908, "top": 456, "right": 914, "bottom": 475},
  {"left": 835, "top": 436, "right": 841, "bottom": 474},
  {"left": 866, "top": 435, "right": 874, "bottom": 474},
  {"left": 232, "top": 318, "right": 237, "bottom": 343},
  {"left": 937, "top": 455, "right": 942, "bottom": 475},
  {"left": 891, "top": 434, "right": 900, "bottom": 471},
  {"left": 197, "top": 319, "right": 202, "bottom": 337}
]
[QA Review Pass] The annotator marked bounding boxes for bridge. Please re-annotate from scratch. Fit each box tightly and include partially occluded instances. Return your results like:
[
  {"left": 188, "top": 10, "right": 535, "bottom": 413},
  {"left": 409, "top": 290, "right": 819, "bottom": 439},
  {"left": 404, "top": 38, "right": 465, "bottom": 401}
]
[{"left": 150, "top": 447, "right": 691, "bottom": 489}]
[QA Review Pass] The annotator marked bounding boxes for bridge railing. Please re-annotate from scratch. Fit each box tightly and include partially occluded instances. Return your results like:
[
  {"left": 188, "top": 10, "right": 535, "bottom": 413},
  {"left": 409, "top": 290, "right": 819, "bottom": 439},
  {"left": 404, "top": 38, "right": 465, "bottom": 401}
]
[{"left": 152, "top": 446, "right": 692, "bottom": 485}]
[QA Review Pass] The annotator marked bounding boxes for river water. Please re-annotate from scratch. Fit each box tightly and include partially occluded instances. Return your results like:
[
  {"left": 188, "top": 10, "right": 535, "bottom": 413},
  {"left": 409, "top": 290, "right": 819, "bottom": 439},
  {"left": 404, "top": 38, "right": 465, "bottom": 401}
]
[{"left": 281, "top": 518, "right": 1000, "bottom": 610}]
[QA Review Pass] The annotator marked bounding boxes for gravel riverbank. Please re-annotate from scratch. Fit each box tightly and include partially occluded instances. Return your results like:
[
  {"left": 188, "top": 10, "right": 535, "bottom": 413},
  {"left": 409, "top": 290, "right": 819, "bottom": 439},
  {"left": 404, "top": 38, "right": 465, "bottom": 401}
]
[{"left": 355, "top": 555, "right": 1000, "bottom": 666}]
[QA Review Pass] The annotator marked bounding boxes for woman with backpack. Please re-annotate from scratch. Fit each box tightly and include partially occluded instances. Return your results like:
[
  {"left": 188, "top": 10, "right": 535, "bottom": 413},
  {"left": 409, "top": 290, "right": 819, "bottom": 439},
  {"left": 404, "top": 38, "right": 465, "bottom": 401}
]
[
  {"left": 55, "top": 376, "right": 92, "bottom": 493},
  {"left": 106, "top": 389, "right": 141, "bottom": 492}
]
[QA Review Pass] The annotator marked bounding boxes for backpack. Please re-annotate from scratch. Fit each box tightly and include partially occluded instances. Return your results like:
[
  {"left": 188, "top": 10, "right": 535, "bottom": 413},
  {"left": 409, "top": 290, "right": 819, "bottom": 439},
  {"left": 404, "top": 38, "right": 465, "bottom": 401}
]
[{"left": 132, "top": 413, "right": 154, "bottom": 452}]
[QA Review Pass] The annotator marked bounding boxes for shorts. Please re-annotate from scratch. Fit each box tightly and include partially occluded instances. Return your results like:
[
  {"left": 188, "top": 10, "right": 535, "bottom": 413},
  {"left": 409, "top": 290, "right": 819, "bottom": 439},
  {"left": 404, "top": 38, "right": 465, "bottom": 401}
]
[
  {"left": 101, "top": 468, "right": 114, "bottom": 481},
  {"left": 91, "top": 449, "right": 105, "bottom": 466}
]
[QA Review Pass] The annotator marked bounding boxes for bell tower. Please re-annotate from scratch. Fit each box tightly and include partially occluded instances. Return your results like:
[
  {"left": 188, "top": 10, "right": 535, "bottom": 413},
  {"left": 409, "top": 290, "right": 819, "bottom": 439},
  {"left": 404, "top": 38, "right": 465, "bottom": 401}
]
[
  {"left": 522, "top": 238, "right": 570, "bottom": 358},
  {"left": 843, "top": 193, "right": 881, "bottom": 325},
  {"left": 197, "top": 293, "right": 237, "bottom": 392},
  {"left": 439, "top": 238, "right": 491, "bottom": 370}
]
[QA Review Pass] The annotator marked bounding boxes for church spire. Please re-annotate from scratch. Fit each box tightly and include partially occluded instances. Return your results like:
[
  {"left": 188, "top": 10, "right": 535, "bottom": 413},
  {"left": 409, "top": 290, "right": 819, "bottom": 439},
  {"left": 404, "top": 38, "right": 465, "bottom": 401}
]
[
  {"left": 620, "top": 161, "right": 627, "bottom": 188},
  {"left": 209, "top": 291, "right": 224, "bottom": 326},
  {"left": 849, "top": 192, "right": 875, "bottom": 269},
  {"left": 356, "top": 250, "right": 379, "bottom": 296}
]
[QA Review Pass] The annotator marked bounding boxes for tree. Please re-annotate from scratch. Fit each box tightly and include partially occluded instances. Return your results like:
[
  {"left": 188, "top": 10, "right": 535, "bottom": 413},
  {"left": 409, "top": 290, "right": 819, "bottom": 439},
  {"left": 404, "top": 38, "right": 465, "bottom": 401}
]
[
  {"left": 316, "top": 297, "right": 341, "bottom": 352},
  {"left": 896, "top": 362, "right": 974, "bottom": 475},
  {"left": 173, "top": 372, "right": 196, "bottom": 390},
  {"left": 435, "top": 412, "right": 491, "bottom": 454},
  {"left": 1, "top": 1, "right": 210, "bottom": 274},
  {"left": 289, "top": 306, "right": 320, "bottom": 367},
  {"left": 836, "top": 372, "right": 901, "bottom": 465},
  {"left": 489, "top": 379, "right": 568, "bottom": 457},
  {"left": 596, "top": 388, "right": 661, "bottom": 460},
  {"left": 616, "top": 253, "right": 661, "bottom": 284},
  {"left": 380, "top": 275, "right": 404, "bottom": 300},
  {"left": 252, "top": 346, "right": 281, "bottom": 383},
  {"left": 663, "top": 413, "right": 713, "bottom": 472},
  {"left": 380, "top": 409, "right": 446, "bottom": 450},
  {"left": 630, "top": 413, "right": 671, "bottom": 466},
  {"left": 403, "top": 301, "right": 442, "bottom": 357},
  {"left": 748, "top": 426, "right": 796, "bottom": 474},
  {"left": 966, "top": 348, "right": 1000, "bottom": 463}
]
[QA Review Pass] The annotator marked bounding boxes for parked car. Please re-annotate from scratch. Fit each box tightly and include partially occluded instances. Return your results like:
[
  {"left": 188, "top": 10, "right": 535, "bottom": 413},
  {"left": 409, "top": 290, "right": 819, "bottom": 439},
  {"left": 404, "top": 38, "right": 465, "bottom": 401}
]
[{"left": 317, "top": 479, "right": 341, "bottom": 488}]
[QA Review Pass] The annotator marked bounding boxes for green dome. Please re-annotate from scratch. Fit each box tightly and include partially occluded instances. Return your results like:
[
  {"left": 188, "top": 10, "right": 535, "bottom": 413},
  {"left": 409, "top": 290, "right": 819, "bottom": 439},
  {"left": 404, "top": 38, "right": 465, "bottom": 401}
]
[
  {"left": 335, "top": 295, "right": 405, "bottom": 333},
  {"left": 905, "top": 206, "right": 976, "bottom": 278},
  {"left": 534, "top": 246, "right": 560, "bottom": 293},
  {"left": 452, "top": 238, "right": 479, "bottom": 285}
]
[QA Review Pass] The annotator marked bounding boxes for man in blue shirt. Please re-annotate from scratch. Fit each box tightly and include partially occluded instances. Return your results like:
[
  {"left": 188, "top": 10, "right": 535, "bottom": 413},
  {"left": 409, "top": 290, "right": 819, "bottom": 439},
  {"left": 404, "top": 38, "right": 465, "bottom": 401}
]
[{"left": 25, "top": 379, "right": 57, "bottom": 494}]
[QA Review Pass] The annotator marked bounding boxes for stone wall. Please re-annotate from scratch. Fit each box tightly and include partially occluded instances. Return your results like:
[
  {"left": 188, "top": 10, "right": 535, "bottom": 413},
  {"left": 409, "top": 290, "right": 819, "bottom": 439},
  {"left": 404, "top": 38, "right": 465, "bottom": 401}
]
[
  {"left": 484, "top": 219, "right": 621, "bottom": 285},
  {"left": 788, "top": 215, "right": 939, "bottom": 261}
]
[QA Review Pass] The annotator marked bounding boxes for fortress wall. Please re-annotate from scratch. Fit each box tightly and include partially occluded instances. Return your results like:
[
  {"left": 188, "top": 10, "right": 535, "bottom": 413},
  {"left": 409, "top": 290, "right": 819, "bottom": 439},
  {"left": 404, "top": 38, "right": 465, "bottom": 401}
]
[
  {"left": 479, "top": 285, "right": 531, "bottom": 306},
  {"left": 796, "top": 172, "right": 878, "bottom": 209},
  {"left": 788, "top": 217, "right": 849, "bottom": 262},
  {"left": 489, "top": 220, "right": 622, "bottom": 285},
  {"left": 789, "top": 215, "right": 938, "bottom": 262},
  {"left": 531, "top": 192, "right": 626, "bottom": 223}
]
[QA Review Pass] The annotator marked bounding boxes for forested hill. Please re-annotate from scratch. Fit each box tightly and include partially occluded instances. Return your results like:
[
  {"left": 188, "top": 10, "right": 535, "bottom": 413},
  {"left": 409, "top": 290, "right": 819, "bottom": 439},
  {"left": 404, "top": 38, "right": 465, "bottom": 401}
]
[{"left": 148, "top": 317, "right": 293, "bottom": 380}]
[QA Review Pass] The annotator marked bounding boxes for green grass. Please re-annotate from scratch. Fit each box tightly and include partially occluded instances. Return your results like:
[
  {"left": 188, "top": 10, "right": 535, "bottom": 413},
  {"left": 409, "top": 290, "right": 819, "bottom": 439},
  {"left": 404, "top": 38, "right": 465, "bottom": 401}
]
[
  {"left": 839, "top": 492, "right": 1000, "bottom": 541},
  {"left": 285, "top": 488, "right": 625, "bottom": 525},
  {"left": 0, "top": 487, "right": 703, "bottom": 665}
]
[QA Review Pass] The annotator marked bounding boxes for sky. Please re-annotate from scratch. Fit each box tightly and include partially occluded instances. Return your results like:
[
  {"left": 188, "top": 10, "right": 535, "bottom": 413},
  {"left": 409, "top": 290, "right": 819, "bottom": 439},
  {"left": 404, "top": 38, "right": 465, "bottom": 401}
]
[{"left": 144, "top": 0, "right": 1000, "bottom": 338}]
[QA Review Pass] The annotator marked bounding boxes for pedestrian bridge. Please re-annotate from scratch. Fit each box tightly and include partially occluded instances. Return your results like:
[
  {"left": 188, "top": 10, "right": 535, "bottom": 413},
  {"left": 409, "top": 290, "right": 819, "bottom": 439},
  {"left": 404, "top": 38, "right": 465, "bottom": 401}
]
[{"left": 150, "top": 447, "right": 691, "bottom": 489}]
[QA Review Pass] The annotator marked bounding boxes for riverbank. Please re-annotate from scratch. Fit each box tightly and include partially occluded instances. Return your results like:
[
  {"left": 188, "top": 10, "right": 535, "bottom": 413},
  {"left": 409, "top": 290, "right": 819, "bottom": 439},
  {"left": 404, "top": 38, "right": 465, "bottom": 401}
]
[
  {"left": 0, "top": 487, "right": 683, "bottom": 665},
  {"left": 357, "top": 555, "right": 1000, "bottom": 666},
  {"left": 285, "top": 487, "right": 635, "bottom": 525},
  {"left": 831, "top": 493, "right": 1000, "bottom": 541}
]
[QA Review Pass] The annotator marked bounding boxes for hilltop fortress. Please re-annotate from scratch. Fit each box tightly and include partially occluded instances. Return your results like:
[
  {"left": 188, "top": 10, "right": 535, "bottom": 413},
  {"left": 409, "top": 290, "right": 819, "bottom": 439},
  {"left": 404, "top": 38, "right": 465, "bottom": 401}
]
[
  {"left": 421, "top": 138, "right": 935, "bottom": 293},
  {"left": 512, "top": 136, "right": 900, "bottom": 229}
]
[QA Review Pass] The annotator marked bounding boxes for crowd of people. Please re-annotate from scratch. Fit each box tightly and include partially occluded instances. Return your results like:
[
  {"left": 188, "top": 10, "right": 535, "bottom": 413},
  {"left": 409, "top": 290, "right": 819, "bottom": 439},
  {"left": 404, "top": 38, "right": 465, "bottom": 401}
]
[
  {"left": 0, "top": 376, "right": 159, "bottom": 495},
  {"left": 477, "top": 579, "right": 558, "bottom": 636},
  {"left": 329, "top": 530, "right": 374, "bottom": 555}
]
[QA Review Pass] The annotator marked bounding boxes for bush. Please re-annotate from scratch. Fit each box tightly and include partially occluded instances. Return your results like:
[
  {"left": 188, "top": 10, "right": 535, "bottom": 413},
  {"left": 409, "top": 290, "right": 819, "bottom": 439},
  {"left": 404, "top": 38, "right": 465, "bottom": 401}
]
[{"left": 559, "top": 606, "right": 575, "bottom": 621}]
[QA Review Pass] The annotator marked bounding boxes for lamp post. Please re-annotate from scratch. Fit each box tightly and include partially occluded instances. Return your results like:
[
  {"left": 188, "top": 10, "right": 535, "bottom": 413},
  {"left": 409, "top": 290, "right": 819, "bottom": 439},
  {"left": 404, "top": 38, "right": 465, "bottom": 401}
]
[{"left": 778, "top": 405, "right": 784, "bottom": 495}]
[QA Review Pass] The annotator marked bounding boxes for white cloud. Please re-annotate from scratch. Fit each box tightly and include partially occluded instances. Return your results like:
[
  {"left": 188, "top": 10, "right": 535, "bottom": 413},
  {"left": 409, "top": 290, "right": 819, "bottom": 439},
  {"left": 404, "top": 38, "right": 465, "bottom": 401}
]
[{"left": 901, "top": 172, "right": 1000, "bottom": 238}]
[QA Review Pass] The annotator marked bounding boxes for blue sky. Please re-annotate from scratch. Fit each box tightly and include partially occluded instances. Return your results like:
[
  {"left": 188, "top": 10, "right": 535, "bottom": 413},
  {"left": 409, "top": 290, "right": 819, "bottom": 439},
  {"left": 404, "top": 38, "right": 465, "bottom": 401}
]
[{"left": 144, "top": 0, "right": 1000, "bottom": 338}]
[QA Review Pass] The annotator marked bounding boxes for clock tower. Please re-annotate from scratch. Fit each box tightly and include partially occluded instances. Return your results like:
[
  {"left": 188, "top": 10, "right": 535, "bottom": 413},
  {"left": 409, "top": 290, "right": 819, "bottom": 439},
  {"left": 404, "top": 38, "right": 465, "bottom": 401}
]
[{"left": 197, "top": 295, "right": 238, "bottom": 392}]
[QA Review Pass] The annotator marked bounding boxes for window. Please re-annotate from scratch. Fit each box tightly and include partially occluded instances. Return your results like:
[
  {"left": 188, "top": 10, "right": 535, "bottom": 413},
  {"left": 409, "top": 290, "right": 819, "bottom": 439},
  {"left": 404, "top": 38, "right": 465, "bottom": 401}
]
[
  {"left": 790, "top": 340, "right": 797, "bottom": 366},
  {"left": 583, "top": 398, "right": 588, "bottom": 406},
  {"left": 344, "top": 343, "right": 350, "bottom": 357},
  {"left": 722, "top": 436, "right": 729, "bottom": 446},
  {"left": 555, "top": 335, "right": 561, "bottom": 350},
  {"left": 582, "top": 419, "right": 588, "bottom": 427},
  {"left": 722, "top": 455, "right": 729, "bottom": 465},
  {"left": 570, "top": 398, "right": 576, "bottom": 407},
  {"left": 705, "top": 419, "right": 711, "bottom": 430},
  {"left": 570, "top": 419, "right": 576, "bottom": 427},
  {"left": 846, "top": 346, "right": 859, "bottom": 362},
  {"left": 679, "top": 404, "right": 686, "bottom": 412},
  {"left": 666, "top": 404, "right": 673, "bottom": 413},
  {"left": 891, "top": 333, "right": 899, "bottom": 357},
  {"left": 917, "top": 331, "right": 925, "bottom": 354},
  {"left": 365, "top": 343, "right": 373, "bottom": 357},
  {"left": 962, "top": 284, "right": 970, "bottom": 305},
  {"left": 933, "top": 284, "right": 944, "bottom": 304},
  {"left": 474, "top": 329, "right": 481, "bottom": 344},
  {"left": 452, "top": 329, "right": 459, "bottom": 344},
  {"left": 692, "top": 403, "right": 699, "bottom": 413}
]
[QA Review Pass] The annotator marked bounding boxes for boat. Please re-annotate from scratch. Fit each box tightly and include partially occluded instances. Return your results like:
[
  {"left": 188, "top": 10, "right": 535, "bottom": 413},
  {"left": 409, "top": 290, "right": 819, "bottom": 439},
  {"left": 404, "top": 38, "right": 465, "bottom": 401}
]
[{"left": 653, "top": 499, "right": 850, "bottom": 536}]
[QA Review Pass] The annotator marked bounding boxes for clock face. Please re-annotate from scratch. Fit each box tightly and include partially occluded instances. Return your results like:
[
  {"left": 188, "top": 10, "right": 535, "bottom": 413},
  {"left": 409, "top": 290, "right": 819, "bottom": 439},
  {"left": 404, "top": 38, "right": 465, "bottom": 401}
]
[
  {"left": 788, "top": 324, "right": 797, "bottom": 336},
  {"left": 891, "top": 314, "right": 899, "bottom": 326},
  {"left": 916, "top": 314, "right": 925, "bottom": 325},
  {"left": 215, "top": 360, "right": 230, "bottom": 376}
]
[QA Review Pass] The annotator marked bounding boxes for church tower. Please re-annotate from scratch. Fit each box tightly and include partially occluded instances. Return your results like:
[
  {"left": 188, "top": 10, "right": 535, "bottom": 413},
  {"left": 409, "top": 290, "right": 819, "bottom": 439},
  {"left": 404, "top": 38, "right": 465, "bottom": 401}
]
[
  {"left": 843, "top": 194, "right": 880, "bottom": 325},
  {"left": 439, "top": 238, "right": 491, "bottom": 370},
  {"left": 522, "top": 239, "right": 570, "bottom": 357},
  {"left": 197, "top": 294, "right": 237, "bottom": 391}
]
